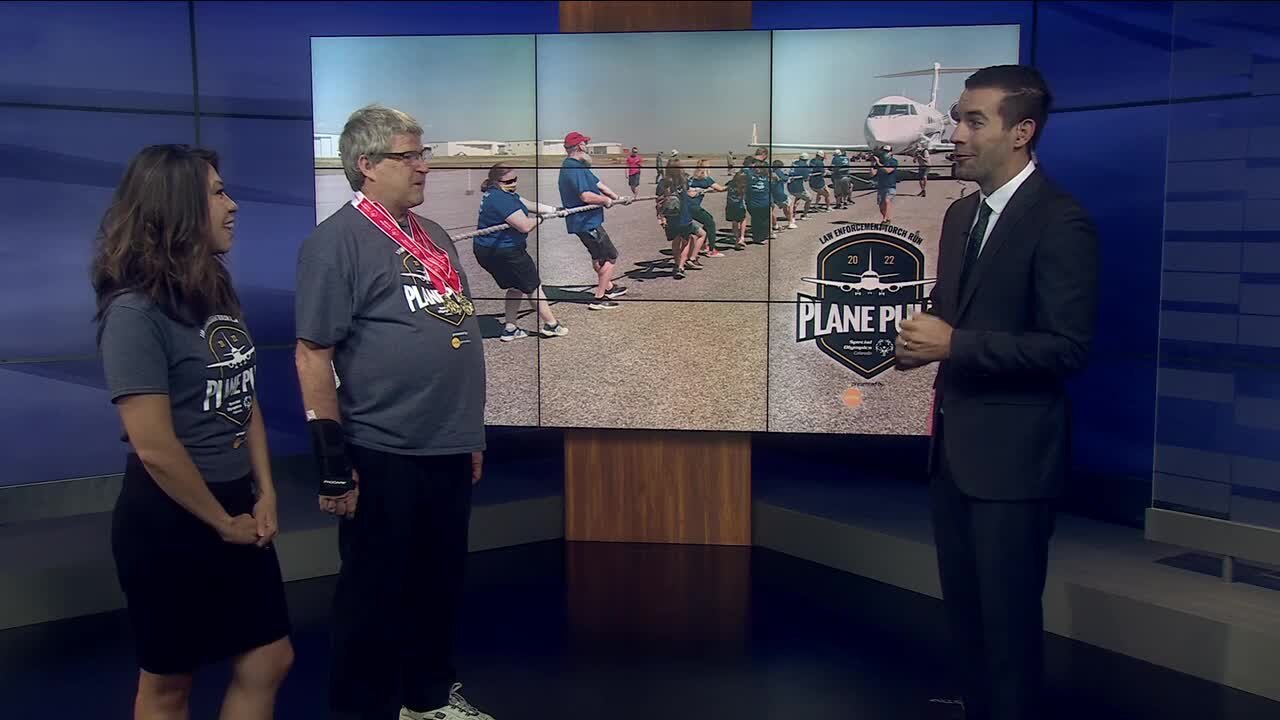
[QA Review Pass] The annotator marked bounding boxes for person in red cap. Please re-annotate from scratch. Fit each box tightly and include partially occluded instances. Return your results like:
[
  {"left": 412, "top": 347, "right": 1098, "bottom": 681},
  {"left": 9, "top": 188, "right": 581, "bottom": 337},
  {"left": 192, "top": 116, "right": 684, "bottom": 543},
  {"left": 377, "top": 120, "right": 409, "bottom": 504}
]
[{"left": 557, "top": 131, "right": 630, "bottom": 310}]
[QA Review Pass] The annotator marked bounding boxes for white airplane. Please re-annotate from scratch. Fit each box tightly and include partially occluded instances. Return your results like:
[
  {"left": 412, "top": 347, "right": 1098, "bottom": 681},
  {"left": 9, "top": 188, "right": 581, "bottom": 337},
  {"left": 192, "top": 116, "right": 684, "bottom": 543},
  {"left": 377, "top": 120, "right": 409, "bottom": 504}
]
[
  {"left": 802, "top": 249, "right": 935, "bottom": 294},
  {"left": 207, "top": 343, "right": 255, "bottom": 370},
  {"left": 751, "top": 62, "right": 981, "bottom": 157}
]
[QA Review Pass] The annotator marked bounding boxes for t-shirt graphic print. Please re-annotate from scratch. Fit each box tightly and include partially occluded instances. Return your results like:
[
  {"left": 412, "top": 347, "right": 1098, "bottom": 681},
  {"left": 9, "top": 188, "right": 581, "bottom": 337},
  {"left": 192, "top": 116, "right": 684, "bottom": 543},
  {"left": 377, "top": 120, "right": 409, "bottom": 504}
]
[
  {"left": 202, "top": 315, "right": 257, "bottom": 428},
  {"left": 397, "top": 249, "right": 475, "bottom": 326}
]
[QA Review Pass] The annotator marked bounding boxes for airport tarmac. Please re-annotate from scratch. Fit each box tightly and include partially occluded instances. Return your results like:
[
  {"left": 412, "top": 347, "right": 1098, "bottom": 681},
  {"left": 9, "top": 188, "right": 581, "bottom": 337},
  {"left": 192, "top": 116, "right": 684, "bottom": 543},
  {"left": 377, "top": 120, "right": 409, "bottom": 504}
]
[{"left": 315, "top": 165, "right": 968, "bottom": 433}]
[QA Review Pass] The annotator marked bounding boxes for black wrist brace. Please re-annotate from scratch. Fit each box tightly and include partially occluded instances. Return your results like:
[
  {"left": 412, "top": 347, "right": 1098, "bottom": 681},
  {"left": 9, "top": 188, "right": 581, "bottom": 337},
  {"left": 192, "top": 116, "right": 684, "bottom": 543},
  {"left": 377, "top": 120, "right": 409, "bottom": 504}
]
[{"left": 308, "top": 418, "right": 354, "bottom": 497}]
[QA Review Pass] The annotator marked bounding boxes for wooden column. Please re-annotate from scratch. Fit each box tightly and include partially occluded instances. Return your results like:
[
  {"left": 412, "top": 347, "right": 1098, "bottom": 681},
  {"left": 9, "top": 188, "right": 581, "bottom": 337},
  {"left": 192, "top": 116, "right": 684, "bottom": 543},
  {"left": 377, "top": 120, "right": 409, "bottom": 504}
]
[{"left": 559, "top": 1, "right": 754, "bottom": 546}]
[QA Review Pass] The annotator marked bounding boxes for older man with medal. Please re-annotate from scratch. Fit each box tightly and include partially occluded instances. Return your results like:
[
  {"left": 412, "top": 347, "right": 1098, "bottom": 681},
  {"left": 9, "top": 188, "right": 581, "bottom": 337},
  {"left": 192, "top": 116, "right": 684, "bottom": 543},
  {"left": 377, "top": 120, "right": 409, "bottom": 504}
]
[{"left": 294, "top": 104, "right": 492, "bottom": 720}]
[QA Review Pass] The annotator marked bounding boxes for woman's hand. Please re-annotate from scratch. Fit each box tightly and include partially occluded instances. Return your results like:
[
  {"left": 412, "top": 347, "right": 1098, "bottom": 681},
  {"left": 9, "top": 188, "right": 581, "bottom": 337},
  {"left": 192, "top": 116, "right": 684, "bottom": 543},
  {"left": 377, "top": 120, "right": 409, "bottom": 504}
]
[
  {"left": 218, "top": 513, "right": 262, "bottom": 545},
  {"left": 253, "top": 491, "right": 279, "bottom": 547}
]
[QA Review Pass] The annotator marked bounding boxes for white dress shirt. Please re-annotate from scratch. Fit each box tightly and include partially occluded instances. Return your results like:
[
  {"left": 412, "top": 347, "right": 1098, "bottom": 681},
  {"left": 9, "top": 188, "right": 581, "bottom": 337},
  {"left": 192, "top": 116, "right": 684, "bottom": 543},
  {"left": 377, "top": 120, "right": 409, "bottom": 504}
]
[{"left": 969, "top": 158, "right": 1037, "bottom": 256}]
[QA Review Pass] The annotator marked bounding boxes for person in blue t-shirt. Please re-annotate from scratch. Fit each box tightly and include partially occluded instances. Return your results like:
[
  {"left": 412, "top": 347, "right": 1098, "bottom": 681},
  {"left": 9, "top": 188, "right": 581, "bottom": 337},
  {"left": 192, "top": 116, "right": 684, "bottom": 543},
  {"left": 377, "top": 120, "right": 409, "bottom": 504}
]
[
  {"left": 771, "top": 160, "right": 794, "bottom": 231},
  {"left": 475, "top": 164, "right": 568, "bottom": 341},
  {"left": 808, "top": 151, "right": 831, "bottom": 212},
  {"left": 788, "top": 154, "right": 812, "bottom": 222},
  {"left": 743, "top": 157, "right": 773, "bottom": 245},
  {"left": 724, "top": 170, "right": 748, "bottom": 250},
  {"left": 655, "top": 159, "right": 707, "bottom": 279},
  {"left": 557, "top": 131, "right": 630, "bottom": 311},
  {"left": 829, "top": 148, "right": 853, "bottom": 209},
  {"left": 871, "top": 144, "right": 899, "bottom": 224}
]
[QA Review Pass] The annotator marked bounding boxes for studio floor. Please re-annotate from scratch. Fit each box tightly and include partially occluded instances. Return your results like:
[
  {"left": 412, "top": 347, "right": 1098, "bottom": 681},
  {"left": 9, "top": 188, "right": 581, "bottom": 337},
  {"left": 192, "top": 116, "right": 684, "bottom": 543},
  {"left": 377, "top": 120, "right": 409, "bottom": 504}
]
[{"left": 1, "top": 540, "right": 1274, "bottom": 720}]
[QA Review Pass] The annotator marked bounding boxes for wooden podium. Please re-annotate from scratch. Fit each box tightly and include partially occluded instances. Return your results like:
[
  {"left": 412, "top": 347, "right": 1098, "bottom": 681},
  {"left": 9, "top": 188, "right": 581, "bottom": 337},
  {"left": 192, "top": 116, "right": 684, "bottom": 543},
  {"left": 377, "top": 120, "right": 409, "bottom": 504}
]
[{"left": 559, "top": 1, "right": 754, "bottom": 546}]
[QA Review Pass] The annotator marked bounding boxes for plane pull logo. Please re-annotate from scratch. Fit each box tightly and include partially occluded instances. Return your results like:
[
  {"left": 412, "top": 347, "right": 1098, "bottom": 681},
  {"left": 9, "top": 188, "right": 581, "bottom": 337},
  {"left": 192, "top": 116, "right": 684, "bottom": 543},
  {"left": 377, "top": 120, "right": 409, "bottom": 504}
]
[
  {"left": 795, "top": 228, "right": 934, "bottom": 380},
  {"left": 203, "top": 318, "right": 256, "bottom": 426}
]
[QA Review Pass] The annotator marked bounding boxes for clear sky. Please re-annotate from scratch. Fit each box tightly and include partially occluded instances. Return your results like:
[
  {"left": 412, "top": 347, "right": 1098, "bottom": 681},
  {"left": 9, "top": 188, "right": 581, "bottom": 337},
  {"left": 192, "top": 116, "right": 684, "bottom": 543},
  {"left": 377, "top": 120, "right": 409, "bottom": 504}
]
[
  {"left": 311, "top": 35, "right": 537, "bottom": 140},
  {"left": 311, "top": 26, "right": 1017, "bottom": 153},
  {"left": 535, "top": 31, "right": 772, "bottom": 155},
  {"left": 771, "top": 25, "right": 1019, "bottom": 145}
]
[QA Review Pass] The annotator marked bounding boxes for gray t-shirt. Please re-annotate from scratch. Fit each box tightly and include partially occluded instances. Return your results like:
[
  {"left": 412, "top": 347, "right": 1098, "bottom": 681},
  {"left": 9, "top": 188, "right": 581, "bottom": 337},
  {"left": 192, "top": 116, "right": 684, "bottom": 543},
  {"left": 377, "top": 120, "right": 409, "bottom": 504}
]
[
  {"left": 100, "top": 292, "right": 257, "bottom": 483},
  {"left": 295, "top": 202, "right": 486, "bottom": 456}
]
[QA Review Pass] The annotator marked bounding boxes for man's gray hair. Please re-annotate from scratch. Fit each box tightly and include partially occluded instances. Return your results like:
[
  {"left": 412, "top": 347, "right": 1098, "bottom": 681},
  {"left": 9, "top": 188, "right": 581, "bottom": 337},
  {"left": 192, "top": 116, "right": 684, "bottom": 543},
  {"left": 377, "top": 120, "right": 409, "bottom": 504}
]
[{"left": 338, "top": 104, "right": 424, "bottom": 191}]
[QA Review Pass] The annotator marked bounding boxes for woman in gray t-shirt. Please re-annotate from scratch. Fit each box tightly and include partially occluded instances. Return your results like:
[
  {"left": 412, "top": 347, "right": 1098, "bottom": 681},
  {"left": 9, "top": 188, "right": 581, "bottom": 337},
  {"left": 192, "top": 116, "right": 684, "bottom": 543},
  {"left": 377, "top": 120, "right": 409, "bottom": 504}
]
[{"left": 91, "top": 145, "right": 293, "bottom": 717}]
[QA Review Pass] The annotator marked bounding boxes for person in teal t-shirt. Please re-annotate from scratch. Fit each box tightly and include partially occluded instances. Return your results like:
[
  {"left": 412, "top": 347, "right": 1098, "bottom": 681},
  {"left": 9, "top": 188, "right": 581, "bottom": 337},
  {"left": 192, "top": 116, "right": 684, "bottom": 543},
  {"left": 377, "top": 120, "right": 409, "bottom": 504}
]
[
  {"left": 808, "top": 151, "right": 831, "bottom": 212},
  {"left": 688, "top": 159, "right": 726, "bottom": 256},
  {"left": 771, "top": 160, "right": 794, "bottom": 231},
  {"left": 743, "top": 157, "right": 772, "bottom": 245},
  {"left": 830, "top": 149, "right": 853, "bottom": 209},
  {"left": 724, "top": 170, "right": 748, "bottom": 250},
  {"left": 788, "top": 154, "right": 812, "bottom": 221}
]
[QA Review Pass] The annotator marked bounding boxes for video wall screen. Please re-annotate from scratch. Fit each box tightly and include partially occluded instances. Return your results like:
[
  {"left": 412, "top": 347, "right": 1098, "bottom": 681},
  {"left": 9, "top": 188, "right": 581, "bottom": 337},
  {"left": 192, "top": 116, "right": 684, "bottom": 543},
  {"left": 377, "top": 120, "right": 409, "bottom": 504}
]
[{"left": 310, "top": 25, "right": 1020, "bottom": 434}]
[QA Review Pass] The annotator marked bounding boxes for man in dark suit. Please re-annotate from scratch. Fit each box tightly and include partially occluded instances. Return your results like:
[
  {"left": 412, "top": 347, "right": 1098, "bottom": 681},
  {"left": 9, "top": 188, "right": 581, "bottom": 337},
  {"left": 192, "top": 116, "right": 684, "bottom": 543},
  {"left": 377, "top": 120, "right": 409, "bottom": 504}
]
[{"left": 895, "top": 65, "right": 1098, "bottom": 720}]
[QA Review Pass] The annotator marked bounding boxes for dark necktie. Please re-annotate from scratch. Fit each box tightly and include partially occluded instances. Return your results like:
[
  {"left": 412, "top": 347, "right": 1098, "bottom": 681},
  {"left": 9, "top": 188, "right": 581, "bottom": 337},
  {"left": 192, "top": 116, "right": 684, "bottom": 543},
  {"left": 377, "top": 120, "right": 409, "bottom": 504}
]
[{"left": 959, "top": 200, "right": 993, "bottom": 290}]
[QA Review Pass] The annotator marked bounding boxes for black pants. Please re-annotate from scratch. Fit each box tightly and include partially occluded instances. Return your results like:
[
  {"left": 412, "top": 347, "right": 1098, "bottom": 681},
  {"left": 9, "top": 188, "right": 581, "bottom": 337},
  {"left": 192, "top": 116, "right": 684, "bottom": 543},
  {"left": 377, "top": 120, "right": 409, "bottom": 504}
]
[
  {"left": 747, "top": 205, "right": 771, "bottom": 243},
  {"left": 929, "top": 417, "right": 1055, "bottom": 720},
  {"left": 329, "top": 447, "right": 473, "bottom": 719}
]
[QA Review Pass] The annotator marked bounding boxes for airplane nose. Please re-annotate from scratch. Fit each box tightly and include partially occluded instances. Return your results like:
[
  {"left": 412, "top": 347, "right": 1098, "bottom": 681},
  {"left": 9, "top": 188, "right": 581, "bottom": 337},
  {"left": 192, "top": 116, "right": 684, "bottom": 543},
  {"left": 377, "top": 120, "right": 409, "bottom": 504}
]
[{"left": 865, "top": 117, "right": 903, "bottom": 150}]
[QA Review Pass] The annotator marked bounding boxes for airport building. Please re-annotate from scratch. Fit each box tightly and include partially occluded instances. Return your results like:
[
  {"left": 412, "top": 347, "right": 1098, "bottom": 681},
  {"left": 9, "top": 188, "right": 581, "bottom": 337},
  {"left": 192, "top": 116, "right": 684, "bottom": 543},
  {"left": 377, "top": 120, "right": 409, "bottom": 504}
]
[
  {"left": 314, "top": 133, "right": 340, "bottom": 158},
  {"left": 428, "top": 140, "right": 510, "bottom": 157},
  {"left": 506, "top": 139, "right": 625, "bottom": 156}
]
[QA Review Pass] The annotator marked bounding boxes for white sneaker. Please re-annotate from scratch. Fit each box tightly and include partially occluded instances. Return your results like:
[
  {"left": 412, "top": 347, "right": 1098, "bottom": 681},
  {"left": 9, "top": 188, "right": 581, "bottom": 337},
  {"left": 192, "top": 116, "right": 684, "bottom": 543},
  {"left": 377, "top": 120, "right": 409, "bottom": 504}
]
[
  {"left": 787, "top": 222, "right": 797, "bottom": 229},
  {"left": 400, "top": 683, "right": 494, "bottom": 720}
]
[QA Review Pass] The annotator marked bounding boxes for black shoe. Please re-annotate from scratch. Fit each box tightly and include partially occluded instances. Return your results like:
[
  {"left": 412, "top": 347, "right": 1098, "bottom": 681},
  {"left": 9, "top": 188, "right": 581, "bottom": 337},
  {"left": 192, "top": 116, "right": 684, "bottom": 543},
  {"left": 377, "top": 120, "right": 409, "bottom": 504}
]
[{"left": 605, "top": 285, "right": 628, "bottom": 299}]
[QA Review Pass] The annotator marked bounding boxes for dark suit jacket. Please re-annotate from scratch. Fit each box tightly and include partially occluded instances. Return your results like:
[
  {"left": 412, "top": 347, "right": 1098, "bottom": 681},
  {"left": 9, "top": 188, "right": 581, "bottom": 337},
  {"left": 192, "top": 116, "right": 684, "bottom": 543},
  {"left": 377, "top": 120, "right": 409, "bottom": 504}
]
[{"left": 926, "top": 168, "right": 1098, "bottom": 501}]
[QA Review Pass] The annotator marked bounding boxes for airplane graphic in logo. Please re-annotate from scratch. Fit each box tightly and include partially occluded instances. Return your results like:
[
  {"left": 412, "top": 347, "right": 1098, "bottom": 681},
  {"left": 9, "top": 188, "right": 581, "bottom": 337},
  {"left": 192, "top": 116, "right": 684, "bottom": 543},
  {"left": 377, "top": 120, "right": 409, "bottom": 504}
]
[
  {"left": 401, "top": 271, "right": 436, "bottom": 284},
  {"left": 207, "top": 343, "right": 255, "bottom": 370},
  {"left": 802, "top": 248, "right": 935, "bottom": 295}
]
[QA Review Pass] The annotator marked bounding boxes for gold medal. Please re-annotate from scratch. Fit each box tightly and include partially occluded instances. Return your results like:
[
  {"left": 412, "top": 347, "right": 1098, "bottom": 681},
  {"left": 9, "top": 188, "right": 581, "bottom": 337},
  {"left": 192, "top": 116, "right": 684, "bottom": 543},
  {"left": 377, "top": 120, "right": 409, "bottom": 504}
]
[
  {"left": 460, "top": 296, "right": 475, "bottom": 316},
  {"left": 444, "top": 296, "right": 461, "bottom": 315}
]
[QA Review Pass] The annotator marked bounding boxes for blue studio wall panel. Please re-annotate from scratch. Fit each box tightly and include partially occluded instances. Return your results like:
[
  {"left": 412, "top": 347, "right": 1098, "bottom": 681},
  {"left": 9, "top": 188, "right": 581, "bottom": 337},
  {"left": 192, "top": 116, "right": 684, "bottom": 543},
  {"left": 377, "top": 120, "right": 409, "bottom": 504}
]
[
  {"left": 1034, "top": 1, "right": 1173, "bottom": 109},
  {"left": 1035, "top": 104, "right": 1168, "bottom": 520},
  {"left": 753, "top": 0, "right": 1032, "bottom": 49},
  {"left": 0, "top": 1, "right": 194, "bottom": 113},
  {"left": 1153, "top": 2, "right": 1280, "bottom": 529},
  {"left": 192, "top": 1, "right": 559, "bottom": 117},
  {"left": 0, "top": 358, "right": 126, "bottom": 486},
  {"left": 1166, "top": 1, "right": 1280, "bottom": 102},
  {"left": 0, "top": 108, "right": 196, "bottom": 362}
]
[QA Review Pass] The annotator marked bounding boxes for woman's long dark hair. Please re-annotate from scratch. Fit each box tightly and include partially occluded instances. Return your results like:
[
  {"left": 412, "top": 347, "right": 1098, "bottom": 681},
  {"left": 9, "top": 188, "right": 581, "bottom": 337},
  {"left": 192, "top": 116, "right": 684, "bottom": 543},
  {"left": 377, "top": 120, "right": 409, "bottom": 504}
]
[
  {"left": 91, "top": 144, "right": 240, "bottom": 338},
  {"left": 480, "top": 163, "right": 514, "bottom": 192}
]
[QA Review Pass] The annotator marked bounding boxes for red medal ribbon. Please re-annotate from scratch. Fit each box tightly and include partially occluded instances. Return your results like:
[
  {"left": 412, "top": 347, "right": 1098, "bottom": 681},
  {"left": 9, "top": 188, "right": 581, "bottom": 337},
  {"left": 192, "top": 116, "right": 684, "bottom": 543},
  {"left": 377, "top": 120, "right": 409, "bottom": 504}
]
[{"left": 352, "top": 192, "right": 462, "bottom": 296}]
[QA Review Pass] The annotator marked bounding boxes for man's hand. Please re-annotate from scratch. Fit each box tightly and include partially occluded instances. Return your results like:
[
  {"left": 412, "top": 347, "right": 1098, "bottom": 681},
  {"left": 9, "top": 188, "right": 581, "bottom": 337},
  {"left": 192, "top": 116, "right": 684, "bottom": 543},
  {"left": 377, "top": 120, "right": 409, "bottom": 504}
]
[
  {"left": 897, "top": 313, "right": 953, "bottom": 365},
  {"left": 620, "top": 195, "right": 633, "bottom": 205},
  {"left": 471, "top": 452, "right": 483, "bottom": 485},
  {"left": 253, "top": 491, "right": 279, "bottom": 547},
  {"left": 319, "top": 469, "right": 359, "bottom": 519}
]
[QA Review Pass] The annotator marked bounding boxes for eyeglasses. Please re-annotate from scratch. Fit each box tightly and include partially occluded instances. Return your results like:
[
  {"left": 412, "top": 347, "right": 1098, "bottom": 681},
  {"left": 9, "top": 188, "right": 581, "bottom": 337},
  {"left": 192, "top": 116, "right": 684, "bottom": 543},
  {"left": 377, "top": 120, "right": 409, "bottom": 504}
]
[{"left": 372, "top": 147, "right": 432, "bottom": 163}]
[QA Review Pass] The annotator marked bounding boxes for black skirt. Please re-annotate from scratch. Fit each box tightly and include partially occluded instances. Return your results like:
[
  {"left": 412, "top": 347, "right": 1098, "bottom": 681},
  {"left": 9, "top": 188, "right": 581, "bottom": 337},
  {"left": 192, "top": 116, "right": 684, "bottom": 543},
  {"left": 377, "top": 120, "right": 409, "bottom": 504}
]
[{"left": 111, "top": 454, "right": 291, "bottom": 675}]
